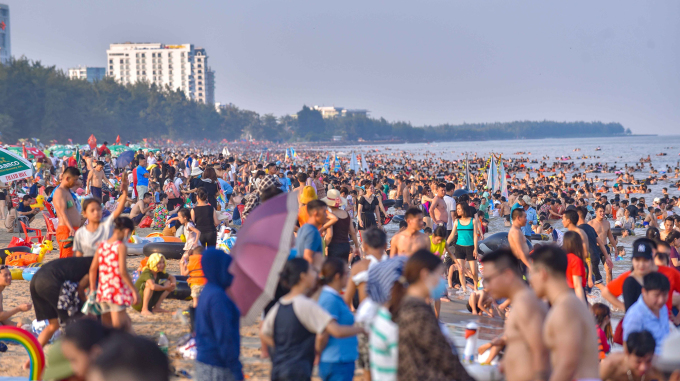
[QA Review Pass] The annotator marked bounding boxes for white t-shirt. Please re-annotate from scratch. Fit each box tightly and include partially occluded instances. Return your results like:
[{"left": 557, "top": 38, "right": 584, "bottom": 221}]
[
  {"left": 444, "top": 195, "right": 456, "bottom": 230},
  {"left": 147, "top": 156, "right": 157, "bottom": 166},
  {"left": 73, "top": 216, "right": 115, "bottom": 257},
  {"left": 261, "top": 294, "right": 333, "bottom": 336}
]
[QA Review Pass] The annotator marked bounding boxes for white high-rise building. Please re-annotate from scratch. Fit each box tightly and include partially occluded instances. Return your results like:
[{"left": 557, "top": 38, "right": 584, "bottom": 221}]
[
  {"left": 68, "top": 66, "right": 106, "bottom": 82},
  {"left": 106, "top": 43, "right": 215, "bottom": 104},
  {"left": 0, "top": 4, "right": 10, "bottom": 65}
]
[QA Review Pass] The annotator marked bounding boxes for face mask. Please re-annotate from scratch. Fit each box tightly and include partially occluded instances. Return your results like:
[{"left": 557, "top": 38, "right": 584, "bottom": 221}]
[{"left": 430, "top": 277, "right": 447, "bottom": 300}]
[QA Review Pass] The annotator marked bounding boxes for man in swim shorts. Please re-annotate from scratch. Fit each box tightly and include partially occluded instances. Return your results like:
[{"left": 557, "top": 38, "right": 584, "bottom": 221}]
[
  {"left": 53, "top": 167, "right": 82, "bottom": 258},
  {"left": 529, "top": 245, "right": 600, "bottom": 381}
]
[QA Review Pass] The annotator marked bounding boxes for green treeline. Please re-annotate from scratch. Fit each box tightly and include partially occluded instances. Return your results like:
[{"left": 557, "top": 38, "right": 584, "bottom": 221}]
[{"left": 0, "top": 58, "right": 629, "bottom": 144}]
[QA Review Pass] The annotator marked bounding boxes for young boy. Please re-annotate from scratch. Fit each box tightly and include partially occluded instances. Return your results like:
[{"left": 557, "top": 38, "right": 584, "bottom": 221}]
[{"left": 181, "top": 246, "right": 206, "bottom": 308}]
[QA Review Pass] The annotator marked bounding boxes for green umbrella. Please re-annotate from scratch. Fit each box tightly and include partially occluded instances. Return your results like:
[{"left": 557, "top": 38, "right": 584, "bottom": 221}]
[{"left": 0, "top": 148, "right": 34, "bottom": 182}]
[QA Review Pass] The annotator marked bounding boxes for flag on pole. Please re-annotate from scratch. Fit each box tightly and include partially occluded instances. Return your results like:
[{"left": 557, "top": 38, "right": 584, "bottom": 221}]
[
  {"left": 499, "top": 157, "right": 508, "bottom": 198},
  {"left": 334, "top": 153, "right": 341, "bottom": 173},
  {"left": 285, "top": 149, "right": 290, "bottom": 161},
  {"left": 465, "top": 153, "right": 471, "bottom": 190},
  {"left": 75, "top": 147, "right": 82, "bottom": 171},
  {"left": 360, "top": 153, "right": 369, "bottom": 172},
  {"left": 88, "top": 134, "right": 97, "bottom": 150},
  {"left": 115, "top": 135, "right": 121, "bottom": 145},
  {"left": 349, "top": 152, "right": 359, "bottom": 172},
  {"left": 22, "top": 143, "right": 27, "bottom": 159}
]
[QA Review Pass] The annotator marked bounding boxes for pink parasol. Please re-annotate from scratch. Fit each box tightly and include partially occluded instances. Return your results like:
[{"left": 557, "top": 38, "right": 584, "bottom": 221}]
[{"left": 229, "top": 191, "right": 299, "bottom": 325}]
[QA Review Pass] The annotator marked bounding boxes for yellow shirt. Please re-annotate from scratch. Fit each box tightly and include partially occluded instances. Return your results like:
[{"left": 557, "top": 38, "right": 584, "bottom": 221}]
[{"left": 429, "top": 236, "right": 446, "bottom": 257}]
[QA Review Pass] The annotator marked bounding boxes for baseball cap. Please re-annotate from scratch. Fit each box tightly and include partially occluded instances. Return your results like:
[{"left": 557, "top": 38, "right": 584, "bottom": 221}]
[
  {"left": 43, "top": 340, "right": 74, "bottom": 381},
  {"left": 522, "top": 195, "right": 531, "bottom": 204},
  {"left": 632, "top": 238, "right": 655, "bottom": 260}
]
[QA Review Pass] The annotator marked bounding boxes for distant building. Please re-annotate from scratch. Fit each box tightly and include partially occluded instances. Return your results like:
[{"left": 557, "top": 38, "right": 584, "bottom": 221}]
[
  {"left": 312, "top": 105, "right": 369, "bottom": 119},
  {"left": 68, "top": 66, "right": 106, "bottom": 82},
  {"left": 332, "top": 135, "right": 343, "bottom": 141},
  {"left": 106, "top": 42, "right": 215, "bottom": 104},
  {"left": 0, "top": 4, "right": 10, "bottom": 65}
]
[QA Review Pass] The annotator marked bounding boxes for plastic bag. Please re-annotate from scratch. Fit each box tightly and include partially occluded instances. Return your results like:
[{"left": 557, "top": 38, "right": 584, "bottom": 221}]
[
  {"left": 8, "top": 237, "right": 30, "bottom": 248},
  {"left": 138, "top": 216, "right": 153, "bottom": 229},
  {"left": 81, "top": 291, "right": 102, "bottom": 316}
]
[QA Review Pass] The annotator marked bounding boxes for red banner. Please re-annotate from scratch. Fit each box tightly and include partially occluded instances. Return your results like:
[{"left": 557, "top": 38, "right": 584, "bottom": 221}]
[{"left": 115, "top": 135, "right": 121, "bottom": 145}]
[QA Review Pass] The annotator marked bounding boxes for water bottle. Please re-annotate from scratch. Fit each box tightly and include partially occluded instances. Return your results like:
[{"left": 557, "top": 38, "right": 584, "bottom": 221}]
[{"left": 158, "top": 332, "right": 169, "bottom": 355}]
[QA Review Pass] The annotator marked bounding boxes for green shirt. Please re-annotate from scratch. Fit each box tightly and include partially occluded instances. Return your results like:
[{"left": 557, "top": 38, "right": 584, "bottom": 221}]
[{"left": 132, "top": 269, "right": 169, "bottom": 311}]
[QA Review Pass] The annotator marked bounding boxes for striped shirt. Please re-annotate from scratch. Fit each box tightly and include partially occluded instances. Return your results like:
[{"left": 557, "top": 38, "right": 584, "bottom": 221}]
[{"left": 369, "top": 306, "right": 398, "bottom": 381}]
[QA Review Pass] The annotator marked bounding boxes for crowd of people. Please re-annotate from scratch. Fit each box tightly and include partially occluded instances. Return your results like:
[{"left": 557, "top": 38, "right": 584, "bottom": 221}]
[{"left": 0, "top": 142, "right": 679, "bottom": 380}]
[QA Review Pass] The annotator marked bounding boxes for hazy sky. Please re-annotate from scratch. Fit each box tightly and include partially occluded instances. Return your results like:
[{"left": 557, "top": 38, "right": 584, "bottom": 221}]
[{"left": 8, "top": 0, "right": 680, "bottom": 134}]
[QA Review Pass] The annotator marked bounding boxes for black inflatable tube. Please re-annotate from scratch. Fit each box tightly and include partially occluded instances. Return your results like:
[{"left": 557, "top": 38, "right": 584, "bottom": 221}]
[
  {"left": 382, "top": 199, "right": 396, "bottom": 208},
  {"left": 168, "top": 281, "right": 192, "bottom": 300},
  {"left": 611, "top": 228, "right": 632, "bottom": 237},
  {"left": 143, "top": 242, "right": 185, "bottom": 260},
  {"left": 477, "top": 232, "right": 532, "bottom": 259},
  {"left": 174, "top": 275, "right": 188, "bottom": 282},
  {"left": 391, "top": 215, "right": 405, "bottom": 224},
  {"left": 0, "top": 246, "right": 32, "bottom": 263}
]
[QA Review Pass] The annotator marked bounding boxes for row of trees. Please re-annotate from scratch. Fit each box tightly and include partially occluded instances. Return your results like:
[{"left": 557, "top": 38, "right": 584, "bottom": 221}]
[{"left": 0, "top": 58, "right": 629, "bottom": 144}]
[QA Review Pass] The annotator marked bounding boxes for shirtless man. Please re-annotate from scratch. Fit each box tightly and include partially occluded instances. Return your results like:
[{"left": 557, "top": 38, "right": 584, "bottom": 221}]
[
  {"left": 589, "top": 204, "right": 616, "bottom": 283},
  {"left": 430, "top": 183, "right": 448, "bottom": 229},
  {"left": 87, "top": 161, "right": 114, "bottom": 201},
  {"left": 529, "top": 245, "right": 600, "bottom": 381},
  {"left": 0, "top": 266, "right": 32, "bottom": 326},
  {"left": 53, "top": 167, "right": 83, "bottom": 258},
  {"left": 562, "top": 210, "right": 590, "bottom": 268},
  {"left": 390, "top": 207, "right": 429, "bottom": 257},
  {"left": 480, "top": 249, "right": 549, "bottom": 381},
  {"left": 508, "top": 208, "right": 531, "bottom": 272},
  {"left": 402, "top": 180, "right": 412, "bottom": 209},
  {"left": 600, "top": 330, "right": 660, "bottom": 381}
]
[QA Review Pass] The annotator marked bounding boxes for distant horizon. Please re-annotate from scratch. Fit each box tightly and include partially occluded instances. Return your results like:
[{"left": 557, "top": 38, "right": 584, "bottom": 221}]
[{"left": 6, "top": 1, "right": 680, "bottom": 134}]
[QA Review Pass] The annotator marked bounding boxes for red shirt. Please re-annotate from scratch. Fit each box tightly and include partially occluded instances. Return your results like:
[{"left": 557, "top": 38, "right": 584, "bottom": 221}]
[
  {"left": 566, "top": 253, "right": 586, "bottom": 288},
  {"left": 607, "top": 266, "right": 680, "bottom": 313}
]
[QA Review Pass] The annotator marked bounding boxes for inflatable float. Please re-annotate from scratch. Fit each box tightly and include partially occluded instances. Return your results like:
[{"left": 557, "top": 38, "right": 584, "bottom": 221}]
[
  {"left": 0, "top": 326, "right": 45, "bottom": 380},
  {"left": 391, "top": 215, "right": 405, "bottom": 224},
  {"left": 477, "top": 232, "right": 532, "bottom": 258},
  {"left": 143, "top": 242, "right": 185, "bottom": 260},
  {"left": 168, "top": 280, "right": 191, "bottom": 301},
  {"left": 21, "top": 263, "right": 43, "bottom": 282},
  {"left": 125, "top": 242, "right": 146, "bottom": 256},
  {"left": 611, "top": 227, "right": 633, "bottom": 237},
  {"left": 382, "top": 199, "right": 396, "bottom": 208},
  {"left": 0, "top": 246, "right": 31, "bottom": 264}
]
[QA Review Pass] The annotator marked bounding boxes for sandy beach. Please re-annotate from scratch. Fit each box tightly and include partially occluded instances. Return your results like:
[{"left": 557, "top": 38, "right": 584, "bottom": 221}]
[{"left": 0, "top": 218, "right": 280, "bottom": 379}]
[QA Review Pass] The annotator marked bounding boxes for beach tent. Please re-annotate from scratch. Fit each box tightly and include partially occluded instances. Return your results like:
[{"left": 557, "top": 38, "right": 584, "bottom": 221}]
[{"left": 0, "top": 148, "right": 34, "bottom": 182}]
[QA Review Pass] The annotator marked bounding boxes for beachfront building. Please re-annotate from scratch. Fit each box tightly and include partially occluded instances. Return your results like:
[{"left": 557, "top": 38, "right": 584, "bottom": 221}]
[
  {"left": 68, "top": 66, "right": 106, "bottom": 82},
  {"left": 0, "top": 4, "right": 10, "bottom": 65},
  {"left": 106, "top": 42, "right": 215, "bottom": 104},
  {"left": 312, "top": 105, "right": 369, "bottom": 119}
]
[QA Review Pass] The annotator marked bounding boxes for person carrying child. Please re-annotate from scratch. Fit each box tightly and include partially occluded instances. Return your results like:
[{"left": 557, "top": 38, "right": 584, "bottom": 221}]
[{"left": 88, "top": 217, "right": 139, "bottom": 331}]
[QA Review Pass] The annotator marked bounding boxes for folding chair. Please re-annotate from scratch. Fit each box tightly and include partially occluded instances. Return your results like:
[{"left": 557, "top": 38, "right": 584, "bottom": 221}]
[
  {"left": 21, "top": 220, "right": 43, "bottom": 245},
  {"left": 43, "top": 201, "right": 57, "bottom": 219}
]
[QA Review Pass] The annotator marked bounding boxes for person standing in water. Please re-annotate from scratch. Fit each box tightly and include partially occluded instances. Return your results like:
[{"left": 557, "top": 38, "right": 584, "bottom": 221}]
[
  {"left": 529, "top": 245, "right": 600, "bottom": 381},
  {"left": 390, "top": 207, "right": 429, "bottom": 257}
]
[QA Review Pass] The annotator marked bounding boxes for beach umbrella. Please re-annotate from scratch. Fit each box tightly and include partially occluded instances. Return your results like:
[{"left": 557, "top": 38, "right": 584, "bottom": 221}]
[
  {"left": 0, "top": 148, "right": 34, "bottom": 182},
  {"left": 229, "top": 191, "right": 299, "bottom": 325},
  {"left": 453, "top": 189, "right": 470, "bottom": 197},
  {"left": 115, "top": 151, "right": 135, "bottom": 169},
  {"left": 25, "top": 147, "right": 46, "bottom": 160}
]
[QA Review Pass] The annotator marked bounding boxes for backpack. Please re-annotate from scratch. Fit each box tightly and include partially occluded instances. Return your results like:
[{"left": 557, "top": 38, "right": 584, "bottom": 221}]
[{"left": 165, "top": 181, "right": 180, "bottom": 199}]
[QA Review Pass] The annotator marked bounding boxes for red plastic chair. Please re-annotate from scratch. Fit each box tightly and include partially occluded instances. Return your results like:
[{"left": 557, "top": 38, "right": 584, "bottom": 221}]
[
  {"left": 20, "top": 221, "right": 43, "bottom": 245},
  {"left": 43, "top": 213, "right": 57, "bottom": 243},
  {"left": 43, "top": 201, "right": 56, "bottom": 219}
]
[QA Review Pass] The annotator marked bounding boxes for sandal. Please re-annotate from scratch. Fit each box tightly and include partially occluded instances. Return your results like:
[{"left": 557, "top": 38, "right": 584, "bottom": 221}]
[{"left": 59, "top": 236, "right": 74, "bottom": 249}]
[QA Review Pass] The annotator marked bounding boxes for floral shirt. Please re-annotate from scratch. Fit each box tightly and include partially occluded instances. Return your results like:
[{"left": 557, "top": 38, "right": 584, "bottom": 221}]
[{"left": 151, "top": 204, "right": 169, "bottom": 230}]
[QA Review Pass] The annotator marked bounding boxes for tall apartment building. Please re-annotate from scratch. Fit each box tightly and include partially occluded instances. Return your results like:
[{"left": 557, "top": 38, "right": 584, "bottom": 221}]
[
  {"left": 68, "top": 66, "right": 106, "bottom": 82},
  {"left": 0, "top": 4, "right": 10, "bottom": 65},
  {"left": 106, "top": 43, "right": 215, "bottom": 104}
]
